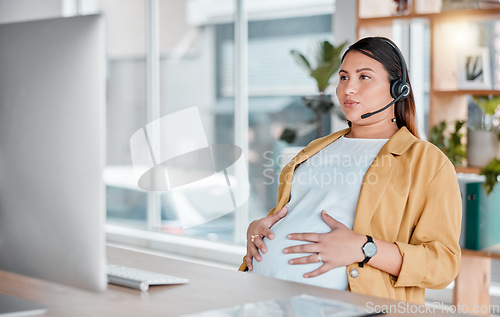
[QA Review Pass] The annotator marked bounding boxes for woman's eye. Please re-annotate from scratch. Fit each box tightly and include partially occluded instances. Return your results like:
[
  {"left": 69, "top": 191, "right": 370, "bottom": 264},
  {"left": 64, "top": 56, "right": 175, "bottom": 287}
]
[
  {"left": 339, "top": 75, "right": 348, "bottom": 81},
  {"left": 360, "top": 75, "right": 370, "bottom": 80}
]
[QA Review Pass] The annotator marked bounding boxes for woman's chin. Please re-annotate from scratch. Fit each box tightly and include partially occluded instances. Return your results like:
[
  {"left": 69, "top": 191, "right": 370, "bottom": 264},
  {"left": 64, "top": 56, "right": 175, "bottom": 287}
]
[
  {"left": 341, "top": 109, "right": 362, "bottom": 122},
  {"left": 345, "top": 115, "right": 361, "bottom": 123}
]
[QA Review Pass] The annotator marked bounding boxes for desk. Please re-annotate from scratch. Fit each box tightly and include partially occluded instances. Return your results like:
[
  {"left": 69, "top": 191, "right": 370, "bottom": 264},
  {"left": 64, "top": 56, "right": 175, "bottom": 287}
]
[
  {"left": 454, "top": 246, "right": 500, "bottom": 315},
  {"left": 0, "top": 245, "right": 466, "bottom": 316}
]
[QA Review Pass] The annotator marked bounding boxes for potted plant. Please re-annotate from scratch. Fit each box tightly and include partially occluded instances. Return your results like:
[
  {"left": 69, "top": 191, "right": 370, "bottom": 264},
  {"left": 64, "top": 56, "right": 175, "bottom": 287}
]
[
  {"left": 280, "top": 40, "right": 347, "bottom": 144},
  {"left": 466, "top": 95, "right": 500, "bottom": 195},
  {"left": 467, "top": 95, "right": 500, "bottom": 167},
  {"left": 480, "top": 158, "right": 500, "bottom": 195},
  {"left": 430, "top": 120, "right": 467, "bottom": 166}
]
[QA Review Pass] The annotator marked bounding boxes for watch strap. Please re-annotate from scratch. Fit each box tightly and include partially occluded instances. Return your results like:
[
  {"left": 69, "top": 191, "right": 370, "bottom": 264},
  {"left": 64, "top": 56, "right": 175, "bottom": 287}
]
[{"left": 359, "top": 235, "right": 374, "bottom": 268}]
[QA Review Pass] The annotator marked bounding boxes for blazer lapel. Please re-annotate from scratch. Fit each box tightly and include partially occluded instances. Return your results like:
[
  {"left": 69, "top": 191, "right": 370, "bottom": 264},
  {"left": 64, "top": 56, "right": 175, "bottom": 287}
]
[{"left": 353, "top": 127, "right": 418, "bottom": 233}]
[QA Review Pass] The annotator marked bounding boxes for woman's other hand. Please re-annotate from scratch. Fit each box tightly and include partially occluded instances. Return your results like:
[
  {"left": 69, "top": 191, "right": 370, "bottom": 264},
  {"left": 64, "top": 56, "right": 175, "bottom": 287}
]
[
  {"left": 245, "top": 206, "right": 288, "bottom": 271},
  {"left": 284, "top": 210, "right": 365, "bottom": 278}
]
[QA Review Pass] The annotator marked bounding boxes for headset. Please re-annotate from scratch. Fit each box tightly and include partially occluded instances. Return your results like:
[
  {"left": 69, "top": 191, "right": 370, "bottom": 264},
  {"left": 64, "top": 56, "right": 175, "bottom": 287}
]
[{"left": 360, "top": 39, "right": 410, "bottom": 119}]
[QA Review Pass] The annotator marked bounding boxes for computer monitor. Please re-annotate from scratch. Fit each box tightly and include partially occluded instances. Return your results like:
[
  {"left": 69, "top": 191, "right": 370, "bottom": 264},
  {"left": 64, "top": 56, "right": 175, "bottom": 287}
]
[{"left": 0, "top": 14, "right": 107, "bottom": 292}]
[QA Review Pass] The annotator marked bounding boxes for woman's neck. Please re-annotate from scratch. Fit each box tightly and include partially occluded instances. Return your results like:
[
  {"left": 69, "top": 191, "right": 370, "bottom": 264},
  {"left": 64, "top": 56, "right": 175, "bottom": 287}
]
[{"left": 345, "top": 121, "right": 399, "bottom": 139}]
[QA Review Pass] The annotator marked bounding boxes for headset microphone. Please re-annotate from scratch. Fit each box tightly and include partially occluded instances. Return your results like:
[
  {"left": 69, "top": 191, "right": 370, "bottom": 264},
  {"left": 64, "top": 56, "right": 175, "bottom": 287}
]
[
  {"left": 360, "top": 40, "right": 410, "bottom": 120},
  {"left": 360, "top": 87, "right": 408, "bottom": 119}
]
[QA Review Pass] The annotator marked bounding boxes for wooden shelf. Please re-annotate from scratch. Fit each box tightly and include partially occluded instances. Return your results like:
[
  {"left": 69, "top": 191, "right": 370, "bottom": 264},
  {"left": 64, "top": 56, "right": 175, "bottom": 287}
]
[
  {"left": 455, "top": 166, "right": 481, "bottom": 174},
  {"left": 462, "top": 247, "right": 500, "bottom": 260},
  {"left": 433, "top": 90, "right": 500, "bottom": 96},
  {"left": 358, "top": 12, "right": 437, "bottom": 24},
  {"left": 358, "top": 7, "right": 500, "bottom": 25}
]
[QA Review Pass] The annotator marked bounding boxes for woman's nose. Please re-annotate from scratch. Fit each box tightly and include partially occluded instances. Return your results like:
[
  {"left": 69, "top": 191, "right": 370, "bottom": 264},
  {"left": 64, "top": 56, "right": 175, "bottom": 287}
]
[{"left": 343, "top": 80, "right": 357, "bottom": 95}]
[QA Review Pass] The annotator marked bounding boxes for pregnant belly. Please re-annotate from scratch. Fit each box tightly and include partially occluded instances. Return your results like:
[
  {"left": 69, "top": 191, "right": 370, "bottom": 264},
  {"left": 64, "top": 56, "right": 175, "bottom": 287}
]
[{"left": 251, "top": 215, "right": 348, "bottom": 290}]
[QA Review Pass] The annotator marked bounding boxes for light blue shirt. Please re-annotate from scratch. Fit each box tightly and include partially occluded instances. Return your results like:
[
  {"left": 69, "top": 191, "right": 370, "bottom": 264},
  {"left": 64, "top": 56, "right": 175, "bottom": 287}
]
[{"left": 252, "top": 136, "right": 388, "bottom": 289}]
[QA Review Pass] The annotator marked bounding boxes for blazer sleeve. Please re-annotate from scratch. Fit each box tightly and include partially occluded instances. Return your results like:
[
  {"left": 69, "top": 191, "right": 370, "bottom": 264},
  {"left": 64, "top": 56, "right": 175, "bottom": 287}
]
[{"left": 392, "top": 160, "right": 462, "bottom": 289}]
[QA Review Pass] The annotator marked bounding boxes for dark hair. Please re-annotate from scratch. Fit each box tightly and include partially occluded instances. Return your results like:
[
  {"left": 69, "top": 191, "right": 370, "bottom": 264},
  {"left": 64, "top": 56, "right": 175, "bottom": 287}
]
[{"left": 341, "top": 37, "right": 420, "bottom": 139}]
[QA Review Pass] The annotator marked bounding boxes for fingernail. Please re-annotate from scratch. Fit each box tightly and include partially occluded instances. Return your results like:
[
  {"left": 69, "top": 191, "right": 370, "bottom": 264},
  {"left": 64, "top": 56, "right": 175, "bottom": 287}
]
[
  {"left": 262, "top": 248, "right": 267, "bottom": 253},
  {"left": 288, "top": 260, "right": 294, "bottom": 264},
  {"left": 283, "top": 249, "right": 289, "bottom": 254},
  {"left": 287, "top": 234, "right": 292, "bottom": 239},
  {"left": 304, "top": 274, "right": 309, "bottom": 278},
  {"left": 269, "top": 235, "right": 274, "bottom": 240}
]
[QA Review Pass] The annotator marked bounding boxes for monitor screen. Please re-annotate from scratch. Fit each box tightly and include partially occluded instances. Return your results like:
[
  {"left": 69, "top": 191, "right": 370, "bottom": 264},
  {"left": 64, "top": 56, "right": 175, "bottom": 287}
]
[{"left": 0, "top": 14, "right": 107, "bottom": 292}]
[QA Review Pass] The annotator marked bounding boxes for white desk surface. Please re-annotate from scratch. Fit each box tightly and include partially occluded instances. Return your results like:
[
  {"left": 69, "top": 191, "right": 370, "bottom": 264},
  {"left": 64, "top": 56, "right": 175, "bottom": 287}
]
[{"left": 0, "top": 245, "right": 468, "bottom": 316}]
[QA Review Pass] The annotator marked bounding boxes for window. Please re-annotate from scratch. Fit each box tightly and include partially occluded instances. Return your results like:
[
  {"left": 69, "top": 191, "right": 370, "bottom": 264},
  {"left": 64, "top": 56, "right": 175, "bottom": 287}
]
[{"left": 101, "top": 0, "right": 335, "bottom": 264}]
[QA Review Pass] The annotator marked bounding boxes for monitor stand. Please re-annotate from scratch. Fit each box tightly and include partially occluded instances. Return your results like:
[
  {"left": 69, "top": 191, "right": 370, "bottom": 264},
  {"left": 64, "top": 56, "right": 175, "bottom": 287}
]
[{"left": 0, "top": 294, "right": 48, "bottom": 316}]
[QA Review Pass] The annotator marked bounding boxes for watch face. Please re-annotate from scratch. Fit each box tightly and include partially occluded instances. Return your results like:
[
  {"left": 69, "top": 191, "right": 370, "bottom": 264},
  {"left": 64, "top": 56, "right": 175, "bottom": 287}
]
[{"left": 363, "top": 242, "right": 377, "bottom": 257}]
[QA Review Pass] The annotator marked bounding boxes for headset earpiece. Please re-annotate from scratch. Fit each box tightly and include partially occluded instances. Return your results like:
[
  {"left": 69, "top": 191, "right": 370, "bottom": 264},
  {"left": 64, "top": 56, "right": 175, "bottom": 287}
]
[
  {"left": 390, "top": 79, "right": 410, "bottom": 99},
  {"left": 385, "top": 39, "right": 410, "bottom": 101}
]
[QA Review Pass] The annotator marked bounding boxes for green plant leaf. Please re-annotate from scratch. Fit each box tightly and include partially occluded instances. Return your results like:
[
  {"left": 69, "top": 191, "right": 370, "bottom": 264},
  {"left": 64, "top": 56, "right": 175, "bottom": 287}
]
[
  {"left": 311, "top": 62, "right": 338, "bottom": 92},
  {"left": 472, "top": 95, "right": 500, "bottom": 116},
  {"left": 429, "top": 120, "right": 466, "bottom": 166},
  {"left": 290, "top": 50, "right": 312, "bottom": 73},
  {"left": 286, "top": 40, "right": 347, "bottom": 139},
  {"left": 290, "top": 41, "right": 347, "bottom": 93},
  {"left": 279, "top": 128, "right": 297, "bottom": 144},
  {"left": 312, "top": 41, "right": 328, "bottom": 65},
  {"left": 430, "top": 121, "right": 447, "bottom": 152},
  {"left": 321, "top": 41, "right": 334, "bottom": 62},
  {"left": 480, "top": 157, "right": 500, "bottom": 195}
]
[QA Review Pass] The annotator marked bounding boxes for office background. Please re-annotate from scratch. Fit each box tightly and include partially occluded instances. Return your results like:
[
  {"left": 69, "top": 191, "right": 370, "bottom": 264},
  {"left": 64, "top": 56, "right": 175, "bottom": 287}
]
[
  {"left": 1, "top": 0, "right": 499, "bottom": 308},
  {"left": 0, "top": 0, "right": 349, "bottom": 265}
]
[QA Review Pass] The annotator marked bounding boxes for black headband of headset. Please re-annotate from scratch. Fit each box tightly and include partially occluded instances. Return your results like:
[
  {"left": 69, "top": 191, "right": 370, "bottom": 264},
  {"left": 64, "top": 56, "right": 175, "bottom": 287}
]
[{"left": 383, "top": 39, "right": 407, "bottom": 86}]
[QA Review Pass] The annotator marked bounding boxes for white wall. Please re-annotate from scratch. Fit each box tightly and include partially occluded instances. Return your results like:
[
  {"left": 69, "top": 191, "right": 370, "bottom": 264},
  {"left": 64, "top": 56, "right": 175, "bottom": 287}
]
[
  {"left": 0, "top": 0, "right": 64, "bottom": 23},
  {"left": 98, "top": 0, "right": 196, "bottom": 58},
  {"left": 333, "top": 0, "right": 356, "bottom": 48},
  {"left": 331, "top": 0, "right": 356, "bottom": 133},
  {"left": 0, "top": 0, "right": 97, "bottom": 24}
]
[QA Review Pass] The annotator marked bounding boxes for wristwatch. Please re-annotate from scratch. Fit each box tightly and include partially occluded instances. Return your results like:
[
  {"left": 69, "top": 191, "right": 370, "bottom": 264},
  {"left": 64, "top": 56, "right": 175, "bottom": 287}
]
[{"left": 359, "top": 235, "right": 377, "bottom": 268}]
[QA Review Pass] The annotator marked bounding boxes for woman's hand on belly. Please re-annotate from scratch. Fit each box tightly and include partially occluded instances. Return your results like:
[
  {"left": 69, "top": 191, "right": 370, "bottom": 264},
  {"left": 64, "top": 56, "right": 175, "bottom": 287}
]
[
  {"left": 245, "top": 206, "right": 288, "bottom": 271},
  {"left": 284, "top": 210, "right": 366, "bottom": 278}
]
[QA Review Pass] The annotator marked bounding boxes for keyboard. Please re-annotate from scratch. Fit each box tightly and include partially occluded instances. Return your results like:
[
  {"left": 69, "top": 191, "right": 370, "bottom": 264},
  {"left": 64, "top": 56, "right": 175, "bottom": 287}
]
[{"left": 107, "top": 264, "right": 189, "bottom": 291}]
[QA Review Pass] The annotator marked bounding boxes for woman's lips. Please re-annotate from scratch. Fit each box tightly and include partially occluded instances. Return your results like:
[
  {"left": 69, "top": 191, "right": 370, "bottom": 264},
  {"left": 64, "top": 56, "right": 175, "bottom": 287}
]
[{"left": 343, "top": 100, "right": 359, "bottom": 108}]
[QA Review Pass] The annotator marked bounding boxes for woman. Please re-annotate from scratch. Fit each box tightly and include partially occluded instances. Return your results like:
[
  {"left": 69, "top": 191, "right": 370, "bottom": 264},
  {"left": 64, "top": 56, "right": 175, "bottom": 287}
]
[{"left": 238, "top": 37, "right": 462, "bottom": 304}]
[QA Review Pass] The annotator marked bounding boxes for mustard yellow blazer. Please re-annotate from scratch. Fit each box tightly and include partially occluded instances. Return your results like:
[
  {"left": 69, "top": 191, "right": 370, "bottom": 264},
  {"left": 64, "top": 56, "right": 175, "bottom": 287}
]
[{"left": 239, "top": 126, "right": 462, "bottom": 304}]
